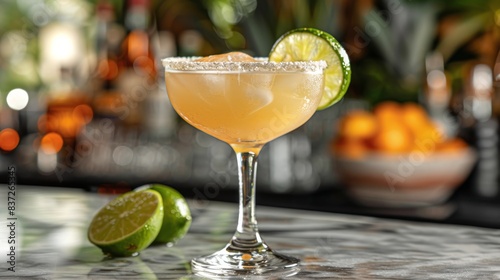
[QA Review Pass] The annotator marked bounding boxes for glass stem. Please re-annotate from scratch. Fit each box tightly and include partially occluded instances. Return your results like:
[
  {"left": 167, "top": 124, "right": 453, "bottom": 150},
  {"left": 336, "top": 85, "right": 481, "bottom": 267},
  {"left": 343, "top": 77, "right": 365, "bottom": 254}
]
[{"left": 228, "top": 151, "right": 267, "bottom": 253}]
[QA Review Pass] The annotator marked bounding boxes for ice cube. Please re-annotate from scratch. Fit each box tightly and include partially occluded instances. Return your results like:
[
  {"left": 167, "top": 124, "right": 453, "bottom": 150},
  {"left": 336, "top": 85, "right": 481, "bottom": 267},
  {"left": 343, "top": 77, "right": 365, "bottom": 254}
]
[
  {"left": 239, "top": 74, "right": 274, "bottom": 115},
  {"left": 196, "top": 52, "right": 257, "bottom": 62},
  {"left": 199, "top": 74, "right": 227, "bottom": 103},
  {"left": 246, "top": 87, "right": 273, "bottom": 114}
]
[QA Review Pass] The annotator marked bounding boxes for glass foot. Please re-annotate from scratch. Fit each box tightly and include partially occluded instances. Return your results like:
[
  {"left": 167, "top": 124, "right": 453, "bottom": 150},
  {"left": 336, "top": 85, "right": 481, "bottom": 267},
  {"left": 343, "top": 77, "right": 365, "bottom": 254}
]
[{"left": 191, "top": 246, "right": 300, "bottom": 277}]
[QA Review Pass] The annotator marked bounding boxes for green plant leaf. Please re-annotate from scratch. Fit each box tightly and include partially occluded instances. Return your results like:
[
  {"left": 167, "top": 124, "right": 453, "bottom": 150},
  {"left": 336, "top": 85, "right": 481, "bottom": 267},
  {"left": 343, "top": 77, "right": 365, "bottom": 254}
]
[{"left": 436, "top": 12, "right": 489, "bottom": 62}]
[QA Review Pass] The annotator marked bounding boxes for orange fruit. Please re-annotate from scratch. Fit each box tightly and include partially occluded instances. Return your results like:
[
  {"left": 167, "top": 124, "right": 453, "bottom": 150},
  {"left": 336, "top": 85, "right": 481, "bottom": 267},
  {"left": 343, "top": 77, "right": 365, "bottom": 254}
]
[
  {"left": 401, "top": 103, "right": 430, "bottom": 132},
  {"left": 371, "top": 123, "right": 413, "bottom": 154},
  {"left": 333, "top": 101, "right": 459, "bottom": 156},
  {"left": 373, "top": 101, "right": 403, "bottom": 126},
  {"left": 338, "top": 110, "right": 378, "bottom": 140},
  {"left": 413, "top": 123, "right": 444, "bottom": 148}
]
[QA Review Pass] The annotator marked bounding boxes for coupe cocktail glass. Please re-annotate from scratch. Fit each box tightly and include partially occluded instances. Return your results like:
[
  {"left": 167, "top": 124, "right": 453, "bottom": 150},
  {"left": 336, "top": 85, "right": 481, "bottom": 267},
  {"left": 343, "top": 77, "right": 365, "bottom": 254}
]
[{"left": 162, "top": 56, "right": 326, "bottom": 277}]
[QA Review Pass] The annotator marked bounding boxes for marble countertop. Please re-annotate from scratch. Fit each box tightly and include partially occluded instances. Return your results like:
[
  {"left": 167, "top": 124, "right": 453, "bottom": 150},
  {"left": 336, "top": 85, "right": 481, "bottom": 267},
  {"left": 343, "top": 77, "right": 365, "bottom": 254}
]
[{"left": 1, "top": 185, "right": 500, "bottom": 279}]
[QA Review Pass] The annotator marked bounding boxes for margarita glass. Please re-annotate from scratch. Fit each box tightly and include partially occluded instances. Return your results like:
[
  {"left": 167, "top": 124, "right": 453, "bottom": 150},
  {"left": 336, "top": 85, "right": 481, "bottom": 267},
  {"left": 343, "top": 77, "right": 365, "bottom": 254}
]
[{"left": 162, "top": 54, "right": 326, "bottom": 277}]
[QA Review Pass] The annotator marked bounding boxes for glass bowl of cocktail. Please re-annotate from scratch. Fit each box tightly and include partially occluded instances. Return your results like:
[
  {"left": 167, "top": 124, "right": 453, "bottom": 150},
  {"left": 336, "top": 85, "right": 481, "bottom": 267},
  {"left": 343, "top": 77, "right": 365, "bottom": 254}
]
[{"left": 162, "top": 28, "right": 351, "bottom": 277}]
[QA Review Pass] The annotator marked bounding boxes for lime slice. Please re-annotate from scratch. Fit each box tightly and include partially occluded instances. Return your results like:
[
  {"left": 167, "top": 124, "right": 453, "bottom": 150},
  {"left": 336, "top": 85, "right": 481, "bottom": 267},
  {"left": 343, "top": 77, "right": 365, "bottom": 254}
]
[
  {"left": 148, "top": 184, "right": 192, "bottom": 244},
  {"left": 269, "top": 27, "right": 351, "bottom": 110},
  {"left": 88, "top": 190, "right": 164, "bottom": 257}
]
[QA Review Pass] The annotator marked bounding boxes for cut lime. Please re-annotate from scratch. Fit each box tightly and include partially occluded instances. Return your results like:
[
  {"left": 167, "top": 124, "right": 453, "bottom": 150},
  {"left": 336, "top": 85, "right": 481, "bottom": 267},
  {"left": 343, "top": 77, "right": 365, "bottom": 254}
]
[
  {"left": 88, "top": 190, "right": 164, "bottom": 257},
  {"left": 148, "top": 184, "right": 192, "bottom": 244},
  {"left": 269, "top": 27, "right": 351, "bottom": 110}
]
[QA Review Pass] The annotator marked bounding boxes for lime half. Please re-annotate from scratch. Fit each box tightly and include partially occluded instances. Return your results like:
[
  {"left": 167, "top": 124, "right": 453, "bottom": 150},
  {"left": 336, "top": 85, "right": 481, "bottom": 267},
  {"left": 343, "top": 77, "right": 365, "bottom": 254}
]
[
  {"left": 88, "top": 190, "right": 164, "bottom": 257},
  {"left": 148, "top": 184, "right": 192, "bottom": 244},
  {"left": 269, "top": 27, "right": 351, "bottom": 110}
]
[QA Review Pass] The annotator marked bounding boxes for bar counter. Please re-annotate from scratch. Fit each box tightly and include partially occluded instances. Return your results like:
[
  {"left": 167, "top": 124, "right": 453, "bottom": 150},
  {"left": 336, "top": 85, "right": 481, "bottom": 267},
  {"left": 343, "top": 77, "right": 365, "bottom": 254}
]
[{"left": 1, "top": 185, "right": 500, "bottom": 279}]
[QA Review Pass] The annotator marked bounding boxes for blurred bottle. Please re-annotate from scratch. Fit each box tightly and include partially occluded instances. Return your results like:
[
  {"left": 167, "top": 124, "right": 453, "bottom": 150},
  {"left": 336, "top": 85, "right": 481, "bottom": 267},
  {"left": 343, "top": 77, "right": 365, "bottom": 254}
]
[
  {"left": 44, "top": 67, "right": 91, "bottom": 140},
  {"left": 466, "top": 63, "right": 498, "bottom": 198},
  {"left": 74, "top": 1, "right": 123, "bottom": 177},
  {"left": 493, "top": 50, "right": 500, "bottom": 120},
  {"left": 94, "top": 0, "right": 175, "bottom": 138},
  {"left": 114, "top": 0, "right": 157, "bottom": 129},
  {"left": 91, "top": 0, "right": 125, "bottom": 123},
  {"left": 146, "top": 29, "right": 177, "bottom": 140},
  {"left": 423, "top": 52, "right": 457, "bottom": 138},
  {"left": 40, "top": 66, "right": 92, "bottom": 173},
  {"left": 119, "top": 0, "right": 176, "bottom": 139}
]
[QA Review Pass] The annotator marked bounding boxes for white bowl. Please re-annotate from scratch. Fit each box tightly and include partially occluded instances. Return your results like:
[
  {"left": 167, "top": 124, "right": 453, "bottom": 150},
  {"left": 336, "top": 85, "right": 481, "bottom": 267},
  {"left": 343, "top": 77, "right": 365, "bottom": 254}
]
[{"left": 334, "top": 148, "right": 477, "bottom": 207}]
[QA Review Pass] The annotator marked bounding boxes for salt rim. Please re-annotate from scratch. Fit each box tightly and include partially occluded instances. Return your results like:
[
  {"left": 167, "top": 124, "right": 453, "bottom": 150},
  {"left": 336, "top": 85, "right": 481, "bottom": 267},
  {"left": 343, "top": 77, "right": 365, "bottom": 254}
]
[{"left": 161, "top": 57, "right": 327, "bottom": 72}]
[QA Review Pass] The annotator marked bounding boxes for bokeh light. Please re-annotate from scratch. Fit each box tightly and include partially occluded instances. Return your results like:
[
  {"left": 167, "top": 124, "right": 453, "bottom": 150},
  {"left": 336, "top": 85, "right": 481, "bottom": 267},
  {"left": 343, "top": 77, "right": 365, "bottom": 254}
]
[
  {"left": 40, "top": 132, "right": 64, "bottom": 154},
  {"left": 6, "top": 88, "right": 29, "bottom": 110},
  {"left": 97, "top": 58, "right": 119, "bottom": 80},
  {"left": 112, "top": 145, "right": 134, "bottom": 166},
  {"left": 0, "top": 128, "right": 20, "bottom": 152},
  {"left": 72, "top": 104, "right": 93, "bottom": 124},
  {"left": 38, "top": 102, "right": 93, "bottom": 138}
]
